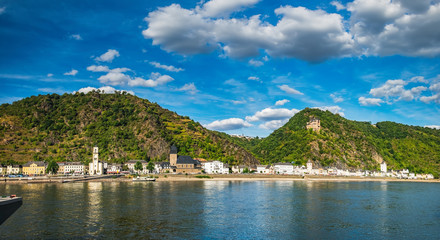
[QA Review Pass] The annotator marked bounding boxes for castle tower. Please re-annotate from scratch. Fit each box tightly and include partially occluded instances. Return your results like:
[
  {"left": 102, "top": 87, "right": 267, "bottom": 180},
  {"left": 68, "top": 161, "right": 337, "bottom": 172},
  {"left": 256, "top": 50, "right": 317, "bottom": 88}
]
[
  {"left": 170, "top": 145, "right": 178, "bottom": 166},
  {"left": 306, "top": 116, "right": 321, "bottom": 132}
]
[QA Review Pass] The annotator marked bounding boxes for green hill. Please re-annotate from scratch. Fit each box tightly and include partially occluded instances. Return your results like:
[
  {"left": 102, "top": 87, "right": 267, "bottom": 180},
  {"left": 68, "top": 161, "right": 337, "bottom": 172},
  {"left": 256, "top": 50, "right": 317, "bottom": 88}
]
[
  {"left": 250, "top": 108, "right": 440, "bottom": 177},
  {"left": 0, "top": 91, "right": 259, "bottom": 166}
]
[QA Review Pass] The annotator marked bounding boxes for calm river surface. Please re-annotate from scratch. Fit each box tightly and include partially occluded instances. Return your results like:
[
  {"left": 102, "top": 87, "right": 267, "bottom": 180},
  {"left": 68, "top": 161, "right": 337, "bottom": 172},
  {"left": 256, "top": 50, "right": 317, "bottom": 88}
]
[{"left": 1, "top": 181, "right": 440, "bottom": 239}]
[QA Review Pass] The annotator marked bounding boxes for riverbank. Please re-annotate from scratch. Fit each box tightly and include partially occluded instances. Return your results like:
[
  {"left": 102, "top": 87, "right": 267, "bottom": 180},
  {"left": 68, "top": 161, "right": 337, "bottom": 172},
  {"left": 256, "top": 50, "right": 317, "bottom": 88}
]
[{"left": 1, "top": 174, "right": 439, "bottom": 184}]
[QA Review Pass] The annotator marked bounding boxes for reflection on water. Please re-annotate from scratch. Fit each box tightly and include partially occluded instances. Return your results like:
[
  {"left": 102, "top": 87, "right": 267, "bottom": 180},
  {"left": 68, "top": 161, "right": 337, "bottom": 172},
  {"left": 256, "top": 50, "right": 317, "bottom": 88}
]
[{"left": 1, "top": 181, "right": 440, "bottom": 239}]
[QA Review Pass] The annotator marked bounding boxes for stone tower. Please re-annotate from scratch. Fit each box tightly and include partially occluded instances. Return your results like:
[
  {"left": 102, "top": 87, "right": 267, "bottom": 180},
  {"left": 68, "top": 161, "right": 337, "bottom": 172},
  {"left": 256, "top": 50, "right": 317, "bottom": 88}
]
[
  {"left": 170, "top": 145, "right": 178, "bottom": 166},
  {"left": 306, "top": 116, "right": 321, "bottom": 132}
]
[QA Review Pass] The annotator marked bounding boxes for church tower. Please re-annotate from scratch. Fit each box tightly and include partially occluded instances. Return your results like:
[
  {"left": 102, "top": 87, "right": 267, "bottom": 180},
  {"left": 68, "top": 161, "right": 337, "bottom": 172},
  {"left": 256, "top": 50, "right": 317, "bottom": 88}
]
[{"left": 170, "top": 145, "right": 178, "bottom": 166}]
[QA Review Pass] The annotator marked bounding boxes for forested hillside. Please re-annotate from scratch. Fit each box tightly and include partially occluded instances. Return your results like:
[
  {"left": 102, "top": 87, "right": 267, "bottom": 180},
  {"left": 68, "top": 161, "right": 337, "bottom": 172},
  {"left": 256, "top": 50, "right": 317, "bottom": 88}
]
[
  {"left": 250, "top": 108, "right": 440, "bottom": 177},
  {"left": 0, "top": 92, "right": 258, "bottom": 166}
]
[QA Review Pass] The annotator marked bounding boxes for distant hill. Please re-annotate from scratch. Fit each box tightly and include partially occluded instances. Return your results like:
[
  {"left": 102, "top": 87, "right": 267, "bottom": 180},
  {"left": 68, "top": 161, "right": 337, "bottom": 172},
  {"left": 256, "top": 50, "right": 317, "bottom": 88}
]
[
  {"left": 0, "top": 92, "right": 259, "bottom": 166},
  {"left": 247, "top": 108, "right": 440, "bottom": 177}
]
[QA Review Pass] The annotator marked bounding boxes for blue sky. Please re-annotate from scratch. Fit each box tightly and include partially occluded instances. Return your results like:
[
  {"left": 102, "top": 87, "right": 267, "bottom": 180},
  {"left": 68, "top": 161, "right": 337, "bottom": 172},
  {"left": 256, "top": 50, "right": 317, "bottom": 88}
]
[{"left": 1, "top": 0, "right": 440, "bottom": 137}]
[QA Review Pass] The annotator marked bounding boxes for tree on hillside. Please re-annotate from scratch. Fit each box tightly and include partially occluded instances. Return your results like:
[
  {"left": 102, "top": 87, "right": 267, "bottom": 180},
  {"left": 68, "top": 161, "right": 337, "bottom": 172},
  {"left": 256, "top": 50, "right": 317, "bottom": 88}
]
[
  {"left": 134, "top": 161, "right": 143, "bottom": 174},
  {"left": 147, "top": 161, "right": 154, "bottom": 173},
  {"left": 46, "top": 160, "right": 59, "bottom": 175}
]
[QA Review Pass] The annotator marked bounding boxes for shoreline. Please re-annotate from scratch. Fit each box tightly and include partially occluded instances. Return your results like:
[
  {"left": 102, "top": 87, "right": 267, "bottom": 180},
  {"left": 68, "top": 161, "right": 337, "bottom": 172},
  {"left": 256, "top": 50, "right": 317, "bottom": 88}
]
[{"left": 1, "top": 174, "right": 439, "bottom": 184}]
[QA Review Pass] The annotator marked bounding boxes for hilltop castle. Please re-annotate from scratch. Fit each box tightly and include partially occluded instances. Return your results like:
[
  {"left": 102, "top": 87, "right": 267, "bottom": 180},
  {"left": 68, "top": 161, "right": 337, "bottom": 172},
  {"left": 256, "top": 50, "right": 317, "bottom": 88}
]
[{"left": 306, "top": 116, "right": 321, "bottom": 132}]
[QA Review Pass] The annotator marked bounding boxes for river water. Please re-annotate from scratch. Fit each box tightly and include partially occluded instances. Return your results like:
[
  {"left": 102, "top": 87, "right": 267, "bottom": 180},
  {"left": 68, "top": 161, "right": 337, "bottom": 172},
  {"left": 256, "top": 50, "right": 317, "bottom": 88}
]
[{"left": 1, "top": 181, "right": 440, "bottom": 239}]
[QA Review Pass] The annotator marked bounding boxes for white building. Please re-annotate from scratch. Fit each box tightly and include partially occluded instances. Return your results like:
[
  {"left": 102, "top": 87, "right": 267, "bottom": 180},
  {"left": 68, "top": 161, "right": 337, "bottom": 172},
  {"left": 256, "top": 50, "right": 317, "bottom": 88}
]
[
  {"left": 59, "top": 162, "right": 84, "bottom": 174},
  {"left": 380, "top": 161, "right": 387, "bottom": 173},
  {"left": 306, "top": 160, "right": 313, "bottom": 172},
  {"left": 125, "top": 160, "right": 149, "bottom": 174},
  {"left": 89, "top": 146, "right": 106, "bottom": 175},
  {"left": 256, "top": 165, "right": 270, "bottom": 174},
  {"left": 273, "top": 163, "right": 294, "bottom": 175},
  {"left": 232, "top": 165, "right": 247, "bottom": 173},
  {"left": 107, "top": 163, "right": 123, "bottom": 174},
  {"left": 154, "top": 162, "right": 171, "bottom": 174},
  {"left": 7, "top": 165, "right": 22, "bottom": 174},
  {"left": 202, "top": 161, "right": 229, "bottom": 174}
]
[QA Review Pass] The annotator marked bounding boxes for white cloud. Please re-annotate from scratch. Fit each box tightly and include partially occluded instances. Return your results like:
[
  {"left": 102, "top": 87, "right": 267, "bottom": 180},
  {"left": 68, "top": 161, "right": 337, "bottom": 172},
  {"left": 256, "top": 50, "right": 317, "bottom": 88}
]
[
  {"left": 95, "top": 49, "right": 120, "bottom": 62},
  {"left": 330, "top": 93, "right": 344, "bottom": 103},
  {"left": 204, "top": 118, "right": 252, "bottom": 131},
  {"left": 149, "top": 61, "right": 184, "bottom": 72},
  {"left": 0, "top": 7, "right": 6, "bottom": 15},
  {"left": 64, "top": 69, "right": 78, "bottom": 76},
  {"left": 259, "top": 119, "right": 289, "bottom": 130},
  {"left": 87, "top": 65, "right": 111, "bottom": 72},
  {"left": 47, "top": 73, "right": 54, "bottom": 77},
  {"left": 246, "top": 107, "right": 299, "bottom": 122},
  {"left": 278, "top": 84, "right": 303, "bottom": 95},
  {"left": 331, "top": 1, "right": 346, "bottom": 11},
  {"left": 231, "top": 99, "right": 246, "bottom": 104},
  {"left": 143, "top": 4, "right": 215, "bottom": 55},
  {"left": 199, "top": 0, "right": 260, "bottom": 18},
  {"left": 177, "top": 83, "right": 198, "bottom": 95},
  {"left": 143, "top": 1, "right": 440, "bottom": 62},
  {"left": 425, "top": 125, "right": 440, "bottom": 130},
  {"left": 248, "top": 76, "right": 260, "bottom": 81},
  {"left": 359, "top": 96, "right": 384, "bottom": 106},
  {"left": 420, "top": 94, "right": 440, "bottom": 104},
  {"left": 314, "top": 106, "right": 345, "bottom": 117},
  {"left": 275, "top": 99, "right": 290, "bottom": 106},
  {"left": 76, "top": 86, "right": 134, "bottom": 95},
  {"left": 70, "top": 34, "right": 82, "bottom": 40},
  {"left": 249, "top": 59, "right": 264, "bottom": 67},
  {"left": 348, "top": 0, "right": 440, "bottom": 57},
  {"left": 369, "top": 79, "right": 427, "bottom": 102},
  {"left": 128, "top": 73, "right": 174, "bottom": 87},
  {"left": 143, "top": 3, "right": 354, "bottom": 62}
]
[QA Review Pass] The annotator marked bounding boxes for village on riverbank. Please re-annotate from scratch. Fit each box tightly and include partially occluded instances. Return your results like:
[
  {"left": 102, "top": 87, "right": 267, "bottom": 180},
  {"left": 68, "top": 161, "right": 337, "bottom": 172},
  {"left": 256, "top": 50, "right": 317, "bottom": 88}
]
[{"left": 0, "top": 145, "right": 435, "bottom": 183}]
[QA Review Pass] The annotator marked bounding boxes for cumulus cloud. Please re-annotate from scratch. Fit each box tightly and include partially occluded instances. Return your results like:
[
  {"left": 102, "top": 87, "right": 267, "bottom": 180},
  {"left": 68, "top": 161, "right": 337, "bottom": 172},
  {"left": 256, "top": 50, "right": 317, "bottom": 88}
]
[
  {"left": 64, "top": 69, "right": 78, "bottom": 76},
  {"left": 149, "top": 61, "right": 184, "bottom": 72},
  {"left": 199, "top": 0, "right": 260, "bottom": 18},
  {"left": 314, "top": 106, "right": 345, "bottom": 117},
  {"left": 275, "top": 99, "right": 290, "bottom": 106},
  {"left": 142, "top": 4, "right": 215, "bottom": 55},
  {"left": 278, "top": 84, "right": 303, "bottom": 95},
  {"left": 177, "top": 83, "right": 198, "bottom": 95},
  {"left": 259, "top": 119, "right": 289, "bottom": 130},
  {"left": 95, "top": 49, "right": 120, "bottom": 62},
  {"left": 369, "top": 79, "right": 427, "bottom": 101},
  {"left": 330, "top": 93, "right": 344, "bottom": 103},
  {"left": 142, "top": 1, "right": 440, "bottom": 62},
  {"left": 47, "top": 73, "right": 53, "bottom": 77},
  {"left": 204, "top": 118, "right": 252, "bottom": 131},
  {"left": 128, "top": 73, "right": 174, "bottom": 87},
  {"left": 76, "top": 86, "right": 134, "bottom": 95},
  {"left": 0, "top": 7, "right": 6, "bottom": 15},
  {"left": 348, "top": 0, "right": 440, "bottom": 57},
  {"left": 87, "top": 65, "right": 111, "bottom": 72},
  {"left": 143, "top": 3, "right": 354, "bottom": 62},
  {"left": 248, "top": 76, "right": 260, "bottom": 81},
  {"left": 359, "top": 96, "right": 384, "bottom": 106},
  {"left": 425, "top": 125, "right": 440, "bottom": 130},
  {"left": 248, "top": 59, "right": 264, "bottom": 67},
  {"left": 70, "top": 34, "right": 82, "bottom": 40},
  {"left": 331, "top": 1, "right": 346, "bottom": 11},
  {"left": 246, "top": 107, "right": 299, "bottom": 122}
]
